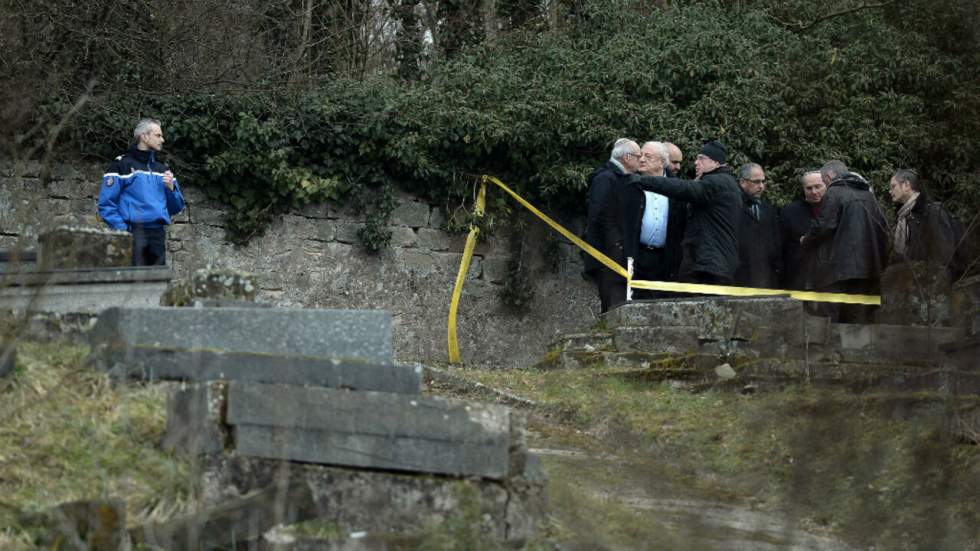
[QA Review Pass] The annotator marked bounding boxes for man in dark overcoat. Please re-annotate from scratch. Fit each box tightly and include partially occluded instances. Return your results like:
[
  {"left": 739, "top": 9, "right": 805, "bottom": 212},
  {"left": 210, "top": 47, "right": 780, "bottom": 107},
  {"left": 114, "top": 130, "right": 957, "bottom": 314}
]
[
  {"left": 584, "top": 138, "right": 642, "bottom": 312},
  {"left": 780, "top": 171, "right": 826, "bottom": 290},
  {"left": 887, "top": 168, "right": 967, "bottom": 281},
  {"left": 733, "top": 162, "right": 782, "bottom": 288},
  {"left": 801, "top": 160, "right": 888, "bottom": 323}
]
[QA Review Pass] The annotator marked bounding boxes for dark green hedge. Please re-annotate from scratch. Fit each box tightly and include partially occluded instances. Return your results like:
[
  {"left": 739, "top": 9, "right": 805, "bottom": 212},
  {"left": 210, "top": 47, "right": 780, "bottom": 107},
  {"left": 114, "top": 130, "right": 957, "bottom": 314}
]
[{"left": 59, "top": 0, "right": 980, "bottom": 244}]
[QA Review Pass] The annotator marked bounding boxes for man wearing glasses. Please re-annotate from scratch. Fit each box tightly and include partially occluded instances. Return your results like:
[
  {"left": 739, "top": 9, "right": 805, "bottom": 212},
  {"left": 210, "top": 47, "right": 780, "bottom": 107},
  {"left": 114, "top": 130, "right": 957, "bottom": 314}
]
[
  {"left": 584, "top": 138, "right": 642, "bottom": 312},
  {"left": 599, "top": 141, "right": 687, "bottom": 306},
  {"left": 629, "top": 140, "right": 742, "bottom": 286},
  {"left": 733, "top": 163, "right": 782, "bottom": 288}
]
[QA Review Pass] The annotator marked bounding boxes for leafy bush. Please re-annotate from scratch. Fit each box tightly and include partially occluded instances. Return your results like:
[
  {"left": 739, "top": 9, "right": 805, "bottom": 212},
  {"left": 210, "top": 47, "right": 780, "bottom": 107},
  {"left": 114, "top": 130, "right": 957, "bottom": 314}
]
[{"left": 27, "top": 0, "right": 980, "bottom": 244}]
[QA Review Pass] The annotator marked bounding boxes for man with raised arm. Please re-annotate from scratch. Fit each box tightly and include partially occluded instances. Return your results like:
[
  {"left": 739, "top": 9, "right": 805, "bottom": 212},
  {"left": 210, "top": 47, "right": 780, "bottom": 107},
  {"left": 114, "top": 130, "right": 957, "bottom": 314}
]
[
  {"left": 600, "top": 141, "right": 686, "bottom": 306},
  {"left": 629, "top": 140, "right": 742, "bottom": 286},
  {"left": 98, "top": 118, "right": 185, "bottom": 266}
]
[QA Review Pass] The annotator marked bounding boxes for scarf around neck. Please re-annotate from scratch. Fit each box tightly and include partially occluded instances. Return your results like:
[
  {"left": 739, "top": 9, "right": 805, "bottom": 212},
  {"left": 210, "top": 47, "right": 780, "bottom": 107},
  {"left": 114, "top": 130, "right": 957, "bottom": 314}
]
[{"left": 893, "top": 192, "right": 921, "bottom": 258}]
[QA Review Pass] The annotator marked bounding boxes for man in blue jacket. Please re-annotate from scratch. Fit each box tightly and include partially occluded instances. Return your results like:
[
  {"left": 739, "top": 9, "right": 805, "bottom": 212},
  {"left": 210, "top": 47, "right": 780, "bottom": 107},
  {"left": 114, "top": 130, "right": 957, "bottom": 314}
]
[{"left": 98, "top": 118, "right": 185, "bottom": 266}]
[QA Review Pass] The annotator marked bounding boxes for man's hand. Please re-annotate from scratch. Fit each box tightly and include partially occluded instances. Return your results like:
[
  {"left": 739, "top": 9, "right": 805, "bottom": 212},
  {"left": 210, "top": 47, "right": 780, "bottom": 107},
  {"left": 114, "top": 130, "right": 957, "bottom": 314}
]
[{"left": 163, "top": 171, "right": 175, "bottom": 191}]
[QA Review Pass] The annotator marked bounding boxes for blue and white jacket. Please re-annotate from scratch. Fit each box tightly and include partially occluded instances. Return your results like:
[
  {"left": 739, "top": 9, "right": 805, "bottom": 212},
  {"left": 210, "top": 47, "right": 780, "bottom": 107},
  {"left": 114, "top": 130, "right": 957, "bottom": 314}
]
[{"left": 97, "top": 146, "right": 186, "bottom": 231}]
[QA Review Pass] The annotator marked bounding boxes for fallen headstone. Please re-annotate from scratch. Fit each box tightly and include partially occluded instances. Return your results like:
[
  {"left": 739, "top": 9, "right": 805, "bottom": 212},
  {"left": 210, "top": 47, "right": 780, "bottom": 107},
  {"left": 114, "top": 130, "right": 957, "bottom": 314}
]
[
  {"left": 89, "top": 307, "right": 393, "bottom": 366},
  {"left": 227, "top": 382, "right": 516, "bottom": 479},
  {"left": 103, "top": 347, "right": 421, "bottom": 393}
]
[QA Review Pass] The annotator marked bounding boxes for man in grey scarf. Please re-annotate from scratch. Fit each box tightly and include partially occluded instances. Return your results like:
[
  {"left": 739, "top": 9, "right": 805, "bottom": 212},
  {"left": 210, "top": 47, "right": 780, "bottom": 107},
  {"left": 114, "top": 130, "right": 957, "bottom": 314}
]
[{"left": 888, "top": 169, "right": 966, "bottom": 281}]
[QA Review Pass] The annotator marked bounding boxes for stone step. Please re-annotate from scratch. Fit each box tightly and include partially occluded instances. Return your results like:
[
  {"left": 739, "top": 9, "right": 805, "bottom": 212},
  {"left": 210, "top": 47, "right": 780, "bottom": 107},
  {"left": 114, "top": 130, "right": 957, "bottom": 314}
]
[
  {"left": 550, "top": 332, "right": 613, "bottom": 352},
  {"left": 552, "top": 349, "right": 977, "bottom": 393},
  {"left": 89, "top": 306, "right": 392, "bottom": 365},
  {"left": 100, "top": 346, "right": 421, "bottom": 394},
  {"left": 225, "top": 382, "right": 528, "bottom": 480}
]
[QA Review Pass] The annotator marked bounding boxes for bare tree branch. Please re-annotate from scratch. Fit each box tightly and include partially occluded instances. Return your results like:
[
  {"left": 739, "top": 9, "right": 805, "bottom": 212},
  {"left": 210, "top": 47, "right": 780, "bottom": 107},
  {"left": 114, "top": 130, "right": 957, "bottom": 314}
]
[{"left": 769, "top": 0, "right": 897, "bottom": 33}]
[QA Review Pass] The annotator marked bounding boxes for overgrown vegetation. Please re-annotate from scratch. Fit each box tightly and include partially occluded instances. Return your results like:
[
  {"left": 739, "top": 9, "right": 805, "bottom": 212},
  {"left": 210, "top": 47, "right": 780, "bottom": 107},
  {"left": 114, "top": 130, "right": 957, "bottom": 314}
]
[
  {"left": 0, "top": 342, "right": 195, "bottom": 548},
  {"left": 3, "top": 0, "right": 978, "bottom": 247},
  {"left": 452, "top": 366, "right": 980, "bottom": 550}
]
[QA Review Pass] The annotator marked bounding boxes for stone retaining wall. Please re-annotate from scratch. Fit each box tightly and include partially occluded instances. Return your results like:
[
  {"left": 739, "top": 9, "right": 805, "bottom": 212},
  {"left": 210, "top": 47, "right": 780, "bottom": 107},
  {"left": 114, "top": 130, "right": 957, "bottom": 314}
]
[{"left": 0, "top": 161, "right": 597, "bottom": 366}]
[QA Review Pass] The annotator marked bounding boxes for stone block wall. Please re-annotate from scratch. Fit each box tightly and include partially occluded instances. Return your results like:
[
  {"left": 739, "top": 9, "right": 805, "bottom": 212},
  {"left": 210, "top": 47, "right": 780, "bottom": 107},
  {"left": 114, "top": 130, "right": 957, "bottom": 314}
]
[{"left": 0, "top": 161, "right": 597, "bottom": 366}]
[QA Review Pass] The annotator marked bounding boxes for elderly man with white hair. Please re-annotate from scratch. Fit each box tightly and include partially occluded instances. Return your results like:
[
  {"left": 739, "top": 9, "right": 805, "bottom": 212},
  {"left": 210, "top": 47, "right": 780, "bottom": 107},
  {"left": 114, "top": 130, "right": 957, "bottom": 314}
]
[
  {"left": 584, "top": 138, "right": 642, "bottom": 312},
  {"left": 599, "top": 141, "right": 687, "bottom": 305}
]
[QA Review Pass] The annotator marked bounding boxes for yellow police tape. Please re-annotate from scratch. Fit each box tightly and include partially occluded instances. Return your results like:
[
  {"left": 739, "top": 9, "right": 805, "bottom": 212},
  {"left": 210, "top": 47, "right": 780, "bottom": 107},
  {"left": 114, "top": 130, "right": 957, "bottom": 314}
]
[{"left": 447, "top": 174, "right": 880, "bottom": 363}]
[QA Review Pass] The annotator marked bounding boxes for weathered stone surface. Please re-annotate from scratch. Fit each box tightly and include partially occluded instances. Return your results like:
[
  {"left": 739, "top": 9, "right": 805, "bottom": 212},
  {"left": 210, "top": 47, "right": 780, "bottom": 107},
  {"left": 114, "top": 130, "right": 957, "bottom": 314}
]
[
  {"left": 89, "top": 307, "right": 393, "bottom": 365},
  {"left": 388, "top": 226, "right": 417, "bottom": 248},
  {"left": 0, "top": 343, "right": 14, "bottom": 378},
  {"left": 0, "top": 267, "right": 173, "bottom": 314},
  {"left": 227, "top": 382, "right": 513, "bottom": 478},
  {"left": 951, "top": 274, "right": 980, "bottom": 335},
  {"left": 613, "top": 326, "right": 700, "bottom": 354},
  {"left": 160, "top": 267, "right": 258, "bottom": 306},
  {"left": 163, "top": 381, "right": 229, "bottom": 456},
  {"left": 2, "top": 160, "right": 600, "bottom": 368},
  {"left": 106, "top": 347, "right": 421, "bottom": 393},
  {"left": 235, "top": 426, "right": 509, "bottom": 479},
  {"left": 551, "top": 332, "right": 613, "bottom": 353},
  {"left": 390, "top": 200, "right": 430, "bottom": 228},
  {"left": 38, "top": 226, "right": 131, "bottom": 269},
  {"left": 879, "top": 262, "right": 953, "bottom": 326},
  {"left": 203, "top": 456, "right": 546, "bottom": 546},
  {"left": 481, "top": 256, "right": 510, "bottom": 284},
  {"left": 414, "top": 228, "right": 453, "bottom": 251}
]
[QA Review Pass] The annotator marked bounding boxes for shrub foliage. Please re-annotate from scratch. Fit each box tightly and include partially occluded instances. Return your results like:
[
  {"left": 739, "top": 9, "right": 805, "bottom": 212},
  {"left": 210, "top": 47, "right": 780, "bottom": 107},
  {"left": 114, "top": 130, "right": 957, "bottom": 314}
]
[{"left": 4, "top": 0, "right": 978, "bottom": 244}]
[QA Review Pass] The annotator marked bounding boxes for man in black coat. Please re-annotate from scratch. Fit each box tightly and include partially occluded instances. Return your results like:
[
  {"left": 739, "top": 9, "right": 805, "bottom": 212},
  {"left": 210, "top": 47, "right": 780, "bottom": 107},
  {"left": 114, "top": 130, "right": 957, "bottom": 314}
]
[
  {"left": 630, "top": 140, "right": 742, "bottom": 285},
  {"left": 733, "top": 163, "right": 782, "bottom": 288},
  {"left": 584, "top": 138, "right": 642, "bottom": 312},
  {"left": 888, "top": 169, "right": 967, "bottom": 281},
  {"left": 779, "top": 171, "right": 826, "bottom": 290},
  {"left": 801, "top": 160, "right": 888, "bottom": 323},
  {"left": 600, "top": 141, "right": 687, "bottom": 307}
]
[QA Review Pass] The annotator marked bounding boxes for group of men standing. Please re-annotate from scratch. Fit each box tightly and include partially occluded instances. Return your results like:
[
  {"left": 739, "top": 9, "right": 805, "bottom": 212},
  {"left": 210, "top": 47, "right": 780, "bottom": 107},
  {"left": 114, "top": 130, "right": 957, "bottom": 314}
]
[{"left": 584, "top": 138, "right": 967, "bottom": 323}]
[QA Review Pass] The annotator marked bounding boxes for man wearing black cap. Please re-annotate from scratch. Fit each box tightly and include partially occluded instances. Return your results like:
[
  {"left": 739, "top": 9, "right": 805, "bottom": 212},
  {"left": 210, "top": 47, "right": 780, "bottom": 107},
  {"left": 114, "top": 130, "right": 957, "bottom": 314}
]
[{"left": 629, "top": 140, "right": 742, "bottom": 285}]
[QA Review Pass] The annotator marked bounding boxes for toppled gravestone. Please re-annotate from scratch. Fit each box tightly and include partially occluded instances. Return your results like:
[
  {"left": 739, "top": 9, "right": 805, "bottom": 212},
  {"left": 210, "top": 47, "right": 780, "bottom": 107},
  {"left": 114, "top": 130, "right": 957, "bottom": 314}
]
[
  {"left": 160, "top": 267, "right": 260, "bottom": 307},
  {"left": 88, "top": 306, "right": 394, "bottom": 378},
  {"left": 38, "top": 226, "right": 131, "bottom": 269},
  {"left": 88, "top": 306, "right": 546, "bottom": 546}
]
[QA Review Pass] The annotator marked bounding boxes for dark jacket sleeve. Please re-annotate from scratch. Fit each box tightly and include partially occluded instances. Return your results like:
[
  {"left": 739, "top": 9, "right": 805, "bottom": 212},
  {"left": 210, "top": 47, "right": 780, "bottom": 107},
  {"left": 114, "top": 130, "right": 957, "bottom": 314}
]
[{"left": 633, "top": 176, "right": 714, "bottom": 204}]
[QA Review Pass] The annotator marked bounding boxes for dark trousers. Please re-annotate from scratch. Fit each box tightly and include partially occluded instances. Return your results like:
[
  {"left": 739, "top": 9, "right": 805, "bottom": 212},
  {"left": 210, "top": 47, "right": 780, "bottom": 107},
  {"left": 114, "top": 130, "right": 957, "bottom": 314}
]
[
  {"left": 815, "top": 278, "right": 880, "bottom": 324},
  {"left": 597, "top": 264, "right": 626, "bottom": 313},
  {"left": 632, "top": 245, "right": 671, "bottom": 300},
  {"left": 131, "top": 224, "right": 167, "bottom": 266}
]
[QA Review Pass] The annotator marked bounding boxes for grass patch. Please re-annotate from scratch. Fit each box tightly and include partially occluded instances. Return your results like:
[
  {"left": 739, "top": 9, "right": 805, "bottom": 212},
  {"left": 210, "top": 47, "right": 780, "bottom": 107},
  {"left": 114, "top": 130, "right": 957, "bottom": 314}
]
[
  {"left": 0, "top": 340, "right": 196, "bottom": 544},
  {"left": 451, "top": 365, "right": 980, "bottom": 550}
]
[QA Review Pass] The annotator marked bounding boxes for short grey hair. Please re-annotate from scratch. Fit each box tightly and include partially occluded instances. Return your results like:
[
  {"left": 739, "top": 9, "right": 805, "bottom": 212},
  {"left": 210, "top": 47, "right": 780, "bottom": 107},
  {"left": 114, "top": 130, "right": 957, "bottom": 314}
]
[
  {"left": 642, "top": 141, "right": 670, "bottom": 164},
  {"left": 738, "top": 162, "right": 763, "bottom": 181},
  {"left": 610, "top": 138, "right": 637, "bottom": 161},
  {"left": 800, "top": 170, "right": 822, "bottom": 184},
  {"left": 820, "top": 160, "right": 848, "bottom": 182},
  {"left": 134, "top": 118, "right": 162, "bottom": 140}
]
